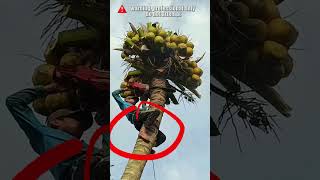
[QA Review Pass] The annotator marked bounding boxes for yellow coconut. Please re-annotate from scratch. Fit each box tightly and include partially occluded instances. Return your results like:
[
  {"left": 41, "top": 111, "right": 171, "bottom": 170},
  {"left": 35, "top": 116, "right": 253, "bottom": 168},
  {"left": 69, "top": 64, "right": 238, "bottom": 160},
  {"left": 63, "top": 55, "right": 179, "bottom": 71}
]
[
  {"left": 186, "top": 47, "right": 193, "bottom": 57},
  {"left": 146, "top": 32, "right": 155, "bottom": 40},
  {"left": 253, "top": 0, "right": 280, "bottom": 22},
  {"left": 167, "top": 42, "right": 177, "bottom": 49},
  {"left": 268, "top": 18, "right": 298, "bottom": 47},
  {"left": 154, "top": 36, "right": 165, "bottom": 45},
  {"left": 165, "top": 36, "right": 171, "bottom": 42},
  {"left": 127, "top": 31, "right": 135, "bottom": 38},
  {"left": 158, "top": 30, "right": 167, "bottom": 38},
  {"left": 191, "top": 74, "right": 201, "bottom": 81},
  {"left": 131, "top": 34, "right": 140, "bottom": 43},
  {"left": 120, "top": 82, "right": 128, "bottom": 88},
  {"left": 190, "top": 61, "right": 198, "bottom": 68},
  {"left": 228, "top": 2, "right": 250, "bottom": 20},
  {"left": 148, "top": 26, "right": 157, "bottom": 34},
  {"left": 192, "top": 67, "right": 203, "bottom": 76},
  {"left": 32, "top": 98, "right": 49, "bottom": 116},
  {"left": 240, "top": 18, "right": 267, "bottom": 42},
  {"left": 32, "top": 64, "right": 55, "bottom": 86},
  {"left": 262, "top": 40, "right": 289, "bottom": 63},
  {"left": 170, "top": 35, "right": 179, "bottom": 43},
  {"left": 186, "top": 42, "right": 194, "bottom": 49},
  {"left": 178, "top": 35, "right": 188, "bottom": 44},
  {"left": 60, "top": 52, "right": 81, "bottom": 66},
  {"left": 178, "top": 43, "right": 187, "bottom": 50},
  {"left": 45, "top": 92, "right": 71, "bottom": 113}
]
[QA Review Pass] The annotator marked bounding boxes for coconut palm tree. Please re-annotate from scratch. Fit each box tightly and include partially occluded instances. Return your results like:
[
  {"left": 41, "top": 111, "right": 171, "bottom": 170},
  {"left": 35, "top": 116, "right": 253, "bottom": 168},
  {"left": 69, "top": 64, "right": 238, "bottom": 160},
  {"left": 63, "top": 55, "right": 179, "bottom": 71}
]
[{"left": 117, "top": 22, "right": 204, "bottom": 180}]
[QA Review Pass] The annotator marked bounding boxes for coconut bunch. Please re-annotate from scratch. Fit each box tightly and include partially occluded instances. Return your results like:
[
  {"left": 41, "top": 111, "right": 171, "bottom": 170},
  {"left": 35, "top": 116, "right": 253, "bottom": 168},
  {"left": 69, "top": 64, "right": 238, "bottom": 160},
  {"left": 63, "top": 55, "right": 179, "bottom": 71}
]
[
  {"left": 119, "top": 70, "right": 144, "bottom": 99},
  {"left": 31, "top": 50, "right": 87, "bottom": 116},
  {"left": 213, "top": 0, "right": 298, "bottom": 116},
  {"left": 118, "top": 22, "right": 204, "bottom": 99},
  {"left": 31, "top": 0, "right": 107, "bottom": 116}
]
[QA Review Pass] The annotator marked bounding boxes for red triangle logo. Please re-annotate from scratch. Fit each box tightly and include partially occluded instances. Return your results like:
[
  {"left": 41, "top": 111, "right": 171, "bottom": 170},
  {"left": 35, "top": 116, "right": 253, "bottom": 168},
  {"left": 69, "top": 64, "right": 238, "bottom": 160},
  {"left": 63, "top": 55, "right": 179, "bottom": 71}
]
[{"left": 118, "top": 5, "right": 127, "bottom": 13}]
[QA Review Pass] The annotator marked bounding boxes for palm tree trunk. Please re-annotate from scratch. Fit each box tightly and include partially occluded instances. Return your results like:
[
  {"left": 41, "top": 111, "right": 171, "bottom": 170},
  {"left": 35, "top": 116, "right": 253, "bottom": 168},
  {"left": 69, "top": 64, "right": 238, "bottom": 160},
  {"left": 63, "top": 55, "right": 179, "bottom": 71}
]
[{"left": 121, "top": 77, "right": 167, "bottom": 180}]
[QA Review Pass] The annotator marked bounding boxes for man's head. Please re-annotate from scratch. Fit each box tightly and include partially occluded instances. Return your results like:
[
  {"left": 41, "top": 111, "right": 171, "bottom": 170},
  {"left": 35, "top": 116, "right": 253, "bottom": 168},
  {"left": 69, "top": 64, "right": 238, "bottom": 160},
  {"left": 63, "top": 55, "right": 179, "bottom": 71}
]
[
  {"left": 46, "top": 109, "right": 93, "bottom": 138},
  {"left": 125, "top": 96, "right": 139, "bottom": 105}
]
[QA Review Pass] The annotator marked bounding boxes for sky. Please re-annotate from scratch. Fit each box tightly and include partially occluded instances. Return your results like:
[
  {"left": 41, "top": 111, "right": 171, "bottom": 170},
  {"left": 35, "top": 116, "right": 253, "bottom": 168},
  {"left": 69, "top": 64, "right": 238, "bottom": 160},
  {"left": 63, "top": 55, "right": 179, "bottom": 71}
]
[
  {"left": 110, "top": 0, "right": 210, "bottom": 179},
  {"left": 211, "top": 1, "right": 320, "bottom": 180}
]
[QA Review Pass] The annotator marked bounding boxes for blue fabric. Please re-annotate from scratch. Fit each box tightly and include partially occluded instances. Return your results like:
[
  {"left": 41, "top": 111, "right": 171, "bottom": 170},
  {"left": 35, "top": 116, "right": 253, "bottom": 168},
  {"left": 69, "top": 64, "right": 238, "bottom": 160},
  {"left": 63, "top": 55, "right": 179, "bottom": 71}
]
[
  {"left": 6, "top": 87, "right": 99, "bottom": 180},
  {"left": 112, "top": 89, "right": 147, "bottom": 124}
]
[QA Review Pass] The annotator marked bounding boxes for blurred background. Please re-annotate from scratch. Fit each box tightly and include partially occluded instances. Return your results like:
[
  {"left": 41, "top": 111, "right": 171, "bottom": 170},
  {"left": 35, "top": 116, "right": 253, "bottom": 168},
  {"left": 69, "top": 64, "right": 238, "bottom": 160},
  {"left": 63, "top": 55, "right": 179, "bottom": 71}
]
[{"left": 211, "top": 1, "right": 320, "bottom": 179}]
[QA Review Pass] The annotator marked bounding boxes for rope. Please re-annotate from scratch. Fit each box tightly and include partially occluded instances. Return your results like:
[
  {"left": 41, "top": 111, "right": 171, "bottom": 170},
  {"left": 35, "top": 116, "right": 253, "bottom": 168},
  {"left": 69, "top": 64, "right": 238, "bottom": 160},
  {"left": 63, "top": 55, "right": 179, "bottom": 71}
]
[{"left": 152, "top": 160, "right": 157, "bottom": 180}]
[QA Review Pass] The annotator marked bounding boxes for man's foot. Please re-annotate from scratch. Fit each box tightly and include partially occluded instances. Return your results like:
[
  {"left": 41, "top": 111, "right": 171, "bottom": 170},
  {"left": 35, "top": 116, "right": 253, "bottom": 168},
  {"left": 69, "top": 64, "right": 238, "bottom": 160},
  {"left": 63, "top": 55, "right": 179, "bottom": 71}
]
[{"left": 155, "top": 130, "right": 166, "bottom": 147}]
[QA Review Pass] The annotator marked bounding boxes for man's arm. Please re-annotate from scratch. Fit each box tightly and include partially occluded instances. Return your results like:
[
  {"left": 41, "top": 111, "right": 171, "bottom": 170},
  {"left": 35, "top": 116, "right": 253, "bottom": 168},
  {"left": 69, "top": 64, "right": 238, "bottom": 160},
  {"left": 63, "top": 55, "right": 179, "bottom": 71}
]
[
  {"left": 6, "top": 87, "right": 48, "bottom": 154},
  {"left": 112, "top": 89, "right": 132, "bottom": 110}
]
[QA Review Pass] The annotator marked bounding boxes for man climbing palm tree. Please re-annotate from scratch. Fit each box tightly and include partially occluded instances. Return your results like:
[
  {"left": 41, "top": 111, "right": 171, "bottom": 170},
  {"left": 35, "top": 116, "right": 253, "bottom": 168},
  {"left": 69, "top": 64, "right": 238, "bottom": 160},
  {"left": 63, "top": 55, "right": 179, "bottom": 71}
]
[{"left": 112, "top": 82, "right": 166, "bottom": 148}]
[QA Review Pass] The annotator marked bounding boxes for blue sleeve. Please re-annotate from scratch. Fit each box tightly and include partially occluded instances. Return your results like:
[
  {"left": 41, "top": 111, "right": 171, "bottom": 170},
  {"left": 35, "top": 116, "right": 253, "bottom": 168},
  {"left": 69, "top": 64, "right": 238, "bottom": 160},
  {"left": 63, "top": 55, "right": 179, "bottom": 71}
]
[
  {"left": 112, "top": 89, "right": 136, "bottom": 124},
  {"left": 6, "top": 87, "right": 76, "bottom": 155},
  {"left": 112, "top": 89, "right": 132, "bottom": 110},
  {"left": 6, "top": 87, "right": 49, "bottom": 154}
]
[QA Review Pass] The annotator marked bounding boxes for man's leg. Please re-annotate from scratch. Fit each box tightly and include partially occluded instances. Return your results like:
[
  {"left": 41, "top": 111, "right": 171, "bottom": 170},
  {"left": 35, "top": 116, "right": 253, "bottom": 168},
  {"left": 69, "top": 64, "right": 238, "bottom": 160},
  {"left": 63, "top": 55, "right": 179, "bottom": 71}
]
[{"left": 135, "top": 109, "right": 166, "bottom": 147}]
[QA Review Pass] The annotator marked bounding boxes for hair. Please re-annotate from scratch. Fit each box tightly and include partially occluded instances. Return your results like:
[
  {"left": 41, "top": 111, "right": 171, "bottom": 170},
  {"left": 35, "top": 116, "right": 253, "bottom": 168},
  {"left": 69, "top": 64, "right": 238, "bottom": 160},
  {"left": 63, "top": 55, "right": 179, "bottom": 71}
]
[{"left": 46, "top": 110, "right": 93, "bottom": 131}]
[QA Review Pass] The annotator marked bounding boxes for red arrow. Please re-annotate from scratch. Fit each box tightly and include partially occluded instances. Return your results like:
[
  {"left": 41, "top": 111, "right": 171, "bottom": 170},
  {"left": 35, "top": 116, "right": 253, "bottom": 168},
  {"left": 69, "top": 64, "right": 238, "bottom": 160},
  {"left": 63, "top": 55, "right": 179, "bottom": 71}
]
[{"left": 118, "top": 5, "right": 127, "bottom": 14}]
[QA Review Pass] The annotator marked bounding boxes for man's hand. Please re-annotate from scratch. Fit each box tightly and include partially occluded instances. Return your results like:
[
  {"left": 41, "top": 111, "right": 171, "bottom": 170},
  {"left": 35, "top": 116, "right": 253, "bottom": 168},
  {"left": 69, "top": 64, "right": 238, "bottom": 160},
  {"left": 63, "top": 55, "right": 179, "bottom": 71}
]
[{"left": 130, "top": 82, "right": 149, "bottom": 93}]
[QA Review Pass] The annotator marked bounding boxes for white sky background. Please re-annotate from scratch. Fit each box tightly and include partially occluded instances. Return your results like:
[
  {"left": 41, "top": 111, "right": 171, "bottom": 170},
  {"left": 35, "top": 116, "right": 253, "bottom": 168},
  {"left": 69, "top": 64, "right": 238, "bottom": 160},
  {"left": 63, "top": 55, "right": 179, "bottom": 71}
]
[{"left": 110, "top": 0, "right": 210, "bottom": 179}]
